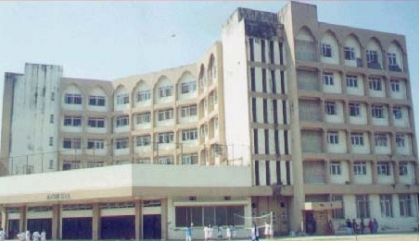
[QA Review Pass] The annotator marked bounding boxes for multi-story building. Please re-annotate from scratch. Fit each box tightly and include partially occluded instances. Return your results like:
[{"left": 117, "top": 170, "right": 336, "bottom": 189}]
[{"left": 0, "top": 1, "right": 417, "bottom": 240}]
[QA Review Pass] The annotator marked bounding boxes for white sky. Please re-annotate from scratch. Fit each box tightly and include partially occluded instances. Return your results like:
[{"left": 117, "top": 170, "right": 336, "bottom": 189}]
[{"left": 0, "top": 1, "right": 418, "bottom": 137}]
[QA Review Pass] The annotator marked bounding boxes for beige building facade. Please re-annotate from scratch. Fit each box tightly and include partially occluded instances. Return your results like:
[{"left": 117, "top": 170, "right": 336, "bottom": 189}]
[{"left": 0, "top": 1, "right": 418, "bottom": 240}]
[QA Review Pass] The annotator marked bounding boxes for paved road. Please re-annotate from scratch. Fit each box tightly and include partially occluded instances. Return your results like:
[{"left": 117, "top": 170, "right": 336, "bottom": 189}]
[{"left": 275, "top": 233, "right": 419, "bottom": 241}]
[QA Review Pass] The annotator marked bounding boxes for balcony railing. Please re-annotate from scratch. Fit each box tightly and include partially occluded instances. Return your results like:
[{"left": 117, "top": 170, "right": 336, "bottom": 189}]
[
  {"left": 388, "top": 65, "right": 402, "bottom": 72},
  {"left": 367, "top": 61, "right": 382, "bottom": 70}
]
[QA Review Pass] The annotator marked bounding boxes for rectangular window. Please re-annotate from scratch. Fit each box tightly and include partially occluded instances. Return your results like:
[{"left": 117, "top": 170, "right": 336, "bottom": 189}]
[
  {"left": 157, "top": 109, "right": 174, "bottom": 121},
  {"left": 366, "top": 50, "right": 378, "bottom": 63},
  {"left": 116, "top": 94, "right": 129, "bottom": 105},
  {"left": 327, "top": 132, "right": 339, "bottom": 144},
  {"left": 344, "top": 47, "right": 355, "bottom": 60},
  {"left": 387, "top": 53, "right": 397, "bottom": 66},
  {"left": 377, "top": 161, "right": 391, "bottom": 176},
  {"left": 158, "top": 156, "right": 174, "bottom": 165},
  {"left": 369, "top": 78, "right": 382, "bottom": 91},
  {"left": 391, "top": 80, "right": 400, "bottom": 92},
  {"left": 182, "top": 129, "right": 198, "bottom": 141},
  {"left": 399, "top": 194, "right": 413, "bottom": 217},
  {"left": 393, "top": 106, "right": 403, "bottom": 119},
  {"left": 62, "top": 138, "right": 81, "bottom": 149},
  {"left": 181, "top": 82, "right": 197, "bottom": 94},
  {"left": 180, "top": 105, "right": 197, "bottom": 117},
  {"left": 158, "top": 86, "right": 173, "bottom": 97},
  {"left": 380, "top": 195, "right": 393, "bottom": 217},
  {"left": 346, "top": 75, "right": 358, "bottom": 88},
  {"left": 371, "top": 105, "right": 384, "bottom": 118},
  {"left": 115, "top": 138, "right": 129, "bottom": 149},
  {"left": 351, "top": 133, "right": 364, "bottom": 146},
  {"left": 332, "top": 195, "right": 345, "bottom": 219},
  {"left": 354, "top": 161, "right": 367, "bottom": 175},
  {"left": 64, "top": 116, "right": 82, "bottom": 127},
  {"left": 356, "top": 195, "right": 370, "bottom": 218},
  {"left": 49, "top": 137, "right": 53, "bottom": 147},
  {"left": 137, "top": 90, "right": 151, "bottom": 102},
  {"left": 64, "top": 93, "right": 82, "bottom": 105},
  {"left": 87, "top": 139, "right": 104, "bottom": 149},
  {"left": 89, "top": 96, "right": 105, "bottom": 106},
  {"left": 136, "top": 135, "right": 151, "bottom": 146},
  {"left": 136, "top": 113, "right": 151, "bottom": 124},
  {"left": 115, "top": 116, "right": 129, "bottom": 127},
  {"left": 182, "top": 153, "right": 198, "bottom": 165},
  {"left": 323, "top": 73, "right": 334, "bottom": 86},
  {"left": 88, "top": 118, "right": 105, "bottom": 128},
  {"left": 158, "top": 132, "right": 174, "bottom": 143},
  {"left": 321, "top": 43, "right": 332, "bottom": 57},
  {"left": 325, "top": 102, "right": 336, "bottom": 115},
  {"left": 374, "top": 134, "right": 388, "bottom": 147},
  {"left": 330, "top": 161, "right": 341, "bottom": 175},
  {"left": 399, "top": 162, "right": 409, "bottom": 176},
  {"left": 396, "top": 134, "right": 405, "bottom": 147},
  {"left": 349, "top": 103, "right": 360, "bottom": 117},
  {"left": 50, "top": 114, "right": 54, "bottom": 124}
]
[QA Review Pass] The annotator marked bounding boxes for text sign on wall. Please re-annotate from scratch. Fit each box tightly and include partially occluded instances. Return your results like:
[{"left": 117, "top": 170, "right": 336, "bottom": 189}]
[{"left": 46, "top": 193, "right": 71, "bottom": 200}]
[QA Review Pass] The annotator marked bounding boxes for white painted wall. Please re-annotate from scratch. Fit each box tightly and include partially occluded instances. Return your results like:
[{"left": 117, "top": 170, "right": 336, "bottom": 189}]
[
  {"left": 353, "top": 163, "right": 372, "bottom": 184},
  {"left": 222, "top": 13, "right": 252, "bottom": 165},
  {"left": 324, "top": 101, "right": 345, "bottom": 123},
  {"left": 396, "top": 134, "right": 413, "bottom": 155},
  {"left": 323, "top": 72, "right": 342, "bottom": 94},
  {"left": 390, "top": 80, "right": 407, "bottom": 100},
  {"left": 320, "top": 32, "right": 339, "bottom": 65},
  {"left": 371, "top": 106, "right": 389, "bottom": 126},
  {"left": 351, "top": 132, "right": 370, "bottom": 154},
  {"left": 346, "top": 75, "right": 364, "bottom": 96},
  {"left": 393, "top": 106, "right": 410, "bottom": 128},
  {"left": 327, "top": 131, "right": 347, "bottom": 153},
  {"left": 9, "top": 64, "right": 62, "bottom": 174},
  {"left": 349, "top": 103, "right": 368, "bottom": 125},
  {"left": 343, "top": 35, "right": 361, "bottom": 67},
  {"left": 329, "top": 161, "right": 350, "bottom": 184}
]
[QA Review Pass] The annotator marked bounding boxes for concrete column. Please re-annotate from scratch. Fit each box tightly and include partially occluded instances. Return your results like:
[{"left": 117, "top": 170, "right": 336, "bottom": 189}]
[
  {"left": 382, "top": 50, "right": 388, "bottom": 71},
  {"left": 135, "top": 200, "right": 142, "bottom": 240},
  {"left": 348, "top": 160, "right": 355, "bottom": 184},
  {"left": 393, "top": 161, "right": 400, "bottom": 184},
  {"left": 325, "top": 160, "right": 331, "bottom": 184},
  {"left": 161, "top": 199, "right": 168, "bottom": 240},
  {"left": 51, "top": 205, "right": 60, "bottom": 240},
  {"left": 372, "top": 161, "right": 378, "bottom": 184},
  {"left": 92, "top": 203, "right": 100, "bottom": 240},
  {"left": 1, "top": 207, "right": 7, "bottom": 231},
  {"left": 19, "top": 206, "right": 26, "bottom": 232}
]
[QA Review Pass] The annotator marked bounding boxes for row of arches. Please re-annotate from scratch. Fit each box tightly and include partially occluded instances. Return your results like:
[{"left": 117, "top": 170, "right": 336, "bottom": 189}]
[{"left": 295, "top": 26, "right": 406, "bottom": 71}]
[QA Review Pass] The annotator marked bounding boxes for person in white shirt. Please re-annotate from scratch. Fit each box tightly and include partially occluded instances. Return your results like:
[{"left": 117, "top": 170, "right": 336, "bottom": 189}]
[
  {"left": 17, "top": 232, "right": 25, "bottom": 241},
  {"left": 32, "top": 231, "right": 40, "bottom": 241},
  {"left": 226, "top": 225, "right": 232, "bottom": 241},
  {"left": 0, "top": 228, "right": 5, "bottom": 241},
  {"left": 40, "top": 231, "right": 46, "bottom": 241},
  {"left": 264, "top": 222, "right": 273, "bottom": 239},
  {"left": 25, "top": 230, "right": 31, "bottom": 241}
]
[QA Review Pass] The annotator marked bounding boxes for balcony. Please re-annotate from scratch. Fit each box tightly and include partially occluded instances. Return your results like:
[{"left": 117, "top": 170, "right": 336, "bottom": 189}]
[
  {"left": 367, "top": 61, "right": 382, "bottom": 70},
  {"left": 388, "top": 65, "right": 402, "bottom": 72}
]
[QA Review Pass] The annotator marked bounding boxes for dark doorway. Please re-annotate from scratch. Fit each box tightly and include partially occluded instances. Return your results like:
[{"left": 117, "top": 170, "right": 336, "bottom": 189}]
[
  {"left": 62, "top": 217, "right": 92, "bottom": 239},
  {"left": 27, "top": 219, "right": 52, "bottom": 239},
  {"left": 101, "top": 216, "right": 135, "bottom": 240},
  {"left": 8, "top": 220, "right": 19, "bottom": 239},
  {"left": 143, "top": 215, "right": 161, "bottom": 239}
]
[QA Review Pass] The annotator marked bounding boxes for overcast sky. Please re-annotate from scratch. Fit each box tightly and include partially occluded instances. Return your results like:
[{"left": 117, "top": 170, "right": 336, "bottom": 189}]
[{"left": 0, "top": 1, "right": 418, "bottom": 136}]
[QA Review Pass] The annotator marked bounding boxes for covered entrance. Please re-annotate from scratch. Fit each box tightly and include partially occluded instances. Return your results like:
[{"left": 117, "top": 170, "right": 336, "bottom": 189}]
[
  {"left": 62, "top": 217, "right": 92, "bottom": 239},
  {"left": 303, "top": 201, "right": 341, "bottom": 235},
  {"left": 101, "top": 216, "right": 135, "bottom": 240},
  {"left": 27, "top": 219, "right": 52, "bottom": 239},
  {"left": 143, "top": 215, "right": 161, "bottom": 239},
  {"left": 7, "top": 220, "right": 19, "bottom": 239}
]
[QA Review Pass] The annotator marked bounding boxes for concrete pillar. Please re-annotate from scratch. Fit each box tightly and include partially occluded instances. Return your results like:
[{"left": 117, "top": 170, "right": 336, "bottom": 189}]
[
  {"left": 1, "top": 207, "right": 7, "bottom": 231},
  {"left": 348, "top": 160, "right": 355, "bottom": 184},
  {"left": 372, "top": 161, "right": 378, "bottom": 184},
  {"left": 19, "top": 206, "right": 26, "bottom": 232},
  {"left": 51, "top": 205, "right": 60, "bottom": 240},
  {"left": 135, "top": 200, "right": 142, "bottom": 240},
  {"left": 161, "top": 199, "right": 168, "bottom": 240},
  {"left": 393, "top": 161, "right": 400, "bottom": 184},
  {"left": 92, "top": 203, "right": 100, "bottom": 240}
]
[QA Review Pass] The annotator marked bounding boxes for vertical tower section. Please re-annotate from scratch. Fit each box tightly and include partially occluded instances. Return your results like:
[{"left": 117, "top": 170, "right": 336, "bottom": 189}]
[
  {"left": 222, "top": 8, "right": 291, "bottom": 186},
  {"left": 2, "top": 63, "right": 62, "bottom": 175}
]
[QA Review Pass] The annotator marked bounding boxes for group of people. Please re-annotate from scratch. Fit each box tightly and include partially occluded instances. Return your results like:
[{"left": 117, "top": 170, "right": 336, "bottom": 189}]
[
  {"left": 184, "top": 221, "right": 273, "bottom": 241},
  {"left": 184, "top": 224, "right": 237, "bottom": 241},
  {"left": 345, "top": 218, "right": 378, "bottom": 235},
  {"left": 16, "top": 230, "right": 46, "bottom": 241}
]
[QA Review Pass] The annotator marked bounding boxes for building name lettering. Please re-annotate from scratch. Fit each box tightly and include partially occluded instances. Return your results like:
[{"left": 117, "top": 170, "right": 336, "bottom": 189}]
[{"left": 47, "top": 193, "right": 71, "bottom": 200}]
